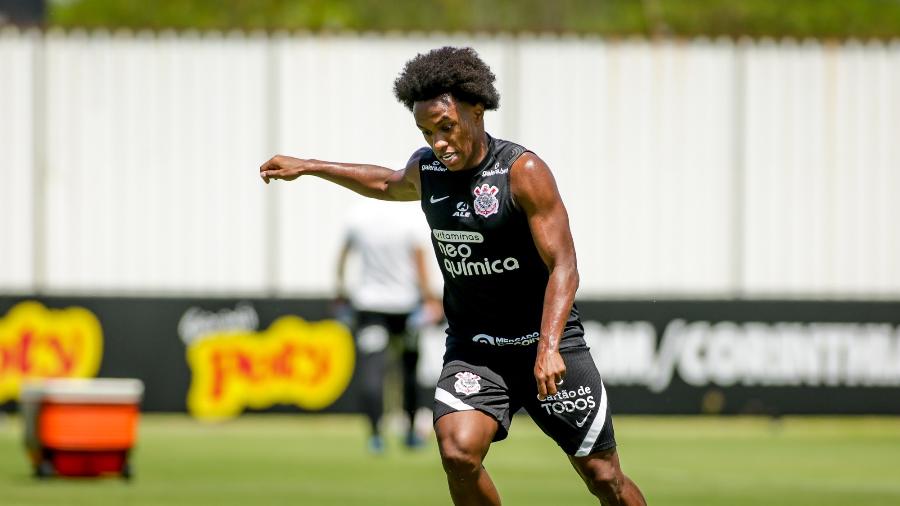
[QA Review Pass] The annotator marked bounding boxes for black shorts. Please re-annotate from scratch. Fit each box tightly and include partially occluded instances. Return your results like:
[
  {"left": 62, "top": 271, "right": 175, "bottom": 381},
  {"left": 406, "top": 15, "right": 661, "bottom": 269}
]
[
  {"left": 354, "top": 310, "right": 417, "bottom": 353},
  {"left": 356, "top": 310, "right": 412, "bottom": 334},
  {"left": 433, "top": 345, "right": 616, "bottom": 457}
]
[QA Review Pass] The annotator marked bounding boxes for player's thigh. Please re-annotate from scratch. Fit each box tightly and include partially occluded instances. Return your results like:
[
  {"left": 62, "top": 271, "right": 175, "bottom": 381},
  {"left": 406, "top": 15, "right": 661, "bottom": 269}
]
[
  {"left": 434, "top": 410, "right": 499, "bottom": 463},
  {"left": 519, "top": 346, "right": 617, "bottom": 457},
  {"left": 433, "top": 359, "right": 515, "bottom": 442}
]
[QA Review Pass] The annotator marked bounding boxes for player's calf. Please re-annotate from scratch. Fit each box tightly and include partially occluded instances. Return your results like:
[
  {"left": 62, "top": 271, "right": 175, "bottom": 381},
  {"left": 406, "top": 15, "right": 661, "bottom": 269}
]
[
  {"left": 571, "top": 449, "right": 647, "bottom": 506},
  {"left": 435, "top": 411, "right": 502, "bottom": 505}
]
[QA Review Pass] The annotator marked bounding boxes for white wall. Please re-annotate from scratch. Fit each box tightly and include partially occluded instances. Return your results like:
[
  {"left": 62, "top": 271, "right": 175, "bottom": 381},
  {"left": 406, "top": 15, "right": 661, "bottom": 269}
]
[
  {"left": 0, "top": 28, "right": 35, "bottom": 291},
  {"left": 513, "top": 38, "right": 738, "bottom": 296},
  {"left": 37, "top": 30, "right": 270, "bottom": 294},
  {"left": 1, "top": 29, "right": 898, "bottom": 298},
  {"left": 742, "top": 40, "right": 900, "bottom": 297}
]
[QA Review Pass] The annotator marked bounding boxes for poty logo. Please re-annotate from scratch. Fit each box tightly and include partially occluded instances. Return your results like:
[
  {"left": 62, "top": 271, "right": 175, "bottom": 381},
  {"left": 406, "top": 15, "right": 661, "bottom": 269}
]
[
  {"left": 473, "top": 184, "right": 500, "bottom": 217},
  {"left": 186, "top": 316, "right": 355, "bottom": 420},
  {"left": 0, "top": 301, "right": 104, "bottom": 403},
  {"left": 453, "top": 202, "right": 471, "bottom": 218}
]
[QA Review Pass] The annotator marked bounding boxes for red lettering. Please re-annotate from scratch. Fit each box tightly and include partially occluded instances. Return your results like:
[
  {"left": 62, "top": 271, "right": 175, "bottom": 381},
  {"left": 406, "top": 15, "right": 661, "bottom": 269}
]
[
  {"left": 271, "top": 344, "right": 296, "bottom": 377},
  {"left": 0, "top": 303, "right": 103, "bottom": 403},
  {"left": 236, "top": 352, "right": 261, "bottom": 382},
  {"left": 48, "top": 335, "right": 76, "bottom": 375},
  {"left": 297, "top": 344, "right": 331, "bottom": 386},
  {"left": 0, "top": 346, "right": 13, "bottom": 375},
  {"left": 209, "top": 348, "right": 267, "bottom": 401},
  {"left": 18, "top": 329, "right": 33, "bottom": 374},
  {"left": 210, "top": 350, "right": 226, "bottom": 400},
  {"left": 0, "top": 329, "right": 90, "bottom": 377}
]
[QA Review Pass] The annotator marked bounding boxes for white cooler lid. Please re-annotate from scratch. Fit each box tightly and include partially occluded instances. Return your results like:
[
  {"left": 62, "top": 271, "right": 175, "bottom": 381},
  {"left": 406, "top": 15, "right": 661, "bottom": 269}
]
[{"left": 20, "top": 378, "right": 145, "bottom": 404}]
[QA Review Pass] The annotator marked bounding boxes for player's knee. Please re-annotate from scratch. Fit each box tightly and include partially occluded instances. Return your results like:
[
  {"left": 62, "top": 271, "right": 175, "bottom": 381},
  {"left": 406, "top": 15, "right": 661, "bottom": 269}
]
[
  {"left": 437, "top": 434, "right": 484, "bottom": 478},
  {"left": 581, "top": 460, "right": 625, "bottom": 500},
  {"left": 439, "top": 448, "right": 482, "bottom": 478}
]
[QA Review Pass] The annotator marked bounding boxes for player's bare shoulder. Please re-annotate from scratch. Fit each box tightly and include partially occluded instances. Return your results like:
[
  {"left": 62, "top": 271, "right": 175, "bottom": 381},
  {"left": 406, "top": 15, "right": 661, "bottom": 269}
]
[
  {"left": 381, "top": 147, "right": 431, "bottom": 201},
  {"left": 407, "top": 147, "right": 435, "bottom": 169},
  {"left": 408, "top": 146, "right": 443, "bottom": 175},
  {"left": 509, "top": 151, "right": 562, "bottom": 210}
]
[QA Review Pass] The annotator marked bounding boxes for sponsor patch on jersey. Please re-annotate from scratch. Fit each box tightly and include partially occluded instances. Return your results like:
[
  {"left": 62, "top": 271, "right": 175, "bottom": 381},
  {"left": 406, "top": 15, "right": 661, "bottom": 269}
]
[
  {"left": 432, "top": 229, "right": 484, "bottom": 243},
  {"left": 473, "top": 184, "right": 500, "bottom": 218},
  {"left": 472, "top": 331, "right": 539, "bottom": 347},
  {"left": 441, "top": 255, "right": 520, "bottom": 278},
  {"left": 421, "top": 160, "right": 448, "bottom": 172},
  {"left": 453, "top": 201, "right": 471, "bottom": 218},
  {"left": 453, "top": 371, "right": 482, "bottom": 395},
  {"left": 481, "top": 162, "right": 509, "bottom": 177}
]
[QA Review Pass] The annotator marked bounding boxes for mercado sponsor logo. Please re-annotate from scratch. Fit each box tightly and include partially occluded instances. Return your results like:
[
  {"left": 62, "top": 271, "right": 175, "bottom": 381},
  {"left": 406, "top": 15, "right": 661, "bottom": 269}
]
[
  {"left": 472, "top": 331, "right": 539, "bottom": 347},
  {"left": 186, "top": 316, "right": 355, "bottom": 420},
  {"left": 0, "top": 301, "right": 103, "bottom": 403}
]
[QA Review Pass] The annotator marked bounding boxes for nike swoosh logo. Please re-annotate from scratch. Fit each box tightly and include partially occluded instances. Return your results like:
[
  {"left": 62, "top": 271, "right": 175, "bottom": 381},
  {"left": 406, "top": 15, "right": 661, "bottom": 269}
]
[
  {"left": 576, "top": 410, "right": 592, "bottom": 428},
  {"left": 430, "top": 195, "right": 450, "bottom": 204}
]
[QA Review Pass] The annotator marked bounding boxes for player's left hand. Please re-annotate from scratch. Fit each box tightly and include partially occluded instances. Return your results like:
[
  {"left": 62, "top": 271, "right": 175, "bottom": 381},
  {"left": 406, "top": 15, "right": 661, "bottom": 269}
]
[{"left": 534, "top": 347, "right": 566, "bottom": 401}]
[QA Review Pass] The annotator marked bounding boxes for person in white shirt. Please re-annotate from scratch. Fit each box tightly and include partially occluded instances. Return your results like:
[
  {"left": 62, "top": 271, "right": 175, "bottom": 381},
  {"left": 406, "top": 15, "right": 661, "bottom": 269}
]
[{"left": 336, "top": 200, "right": 441, "bottom": 453}]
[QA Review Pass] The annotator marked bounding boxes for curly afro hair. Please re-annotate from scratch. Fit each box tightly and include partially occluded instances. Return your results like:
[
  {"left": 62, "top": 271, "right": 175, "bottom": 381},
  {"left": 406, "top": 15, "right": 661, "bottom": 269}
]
[{"left": 393, "top": 46, "right": 500, "bottom": 111}]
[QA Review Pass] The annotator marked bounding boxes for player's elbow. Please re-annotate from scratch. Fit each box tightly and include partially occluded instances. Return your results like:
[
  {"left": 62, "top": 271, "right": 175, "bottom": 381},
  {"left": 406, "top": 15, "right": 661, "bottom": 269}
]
[{"left": 554, "top": 261, "right": 579, "bottom": 293}]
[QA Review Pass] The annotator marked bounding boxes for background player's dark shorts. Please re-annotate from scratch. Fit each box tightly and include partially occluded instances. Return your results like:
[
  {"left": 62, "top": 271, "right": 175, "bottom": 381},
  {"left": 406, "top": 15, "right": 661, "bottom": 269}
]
[
  {"left": 354, "top": 310, "right": 418, "bottom": 353},
  {"left": 433, "top": 345, "right": 616, "bottom": 457},
  {"left": 356, "top": 311, "right": 411, "bottom": 336}
]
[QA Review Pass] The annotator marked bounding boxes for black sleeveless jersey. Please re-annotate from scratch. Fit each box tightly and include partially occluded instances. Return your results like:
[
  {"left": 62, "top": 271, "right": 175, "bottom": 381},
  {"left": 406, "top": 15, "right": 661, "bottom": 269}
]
[{"left": 417, "top": 134, "right": 585, "bottom": 353}]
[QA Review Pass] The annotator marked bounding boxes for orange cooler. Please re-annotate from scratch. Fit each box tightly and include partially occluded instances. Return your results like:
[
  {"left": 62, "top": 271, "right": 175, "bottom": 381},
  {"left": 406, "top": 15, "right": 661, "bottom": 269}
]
[{"left": 20, "top": 378, "right": 144, "bottom": 479}]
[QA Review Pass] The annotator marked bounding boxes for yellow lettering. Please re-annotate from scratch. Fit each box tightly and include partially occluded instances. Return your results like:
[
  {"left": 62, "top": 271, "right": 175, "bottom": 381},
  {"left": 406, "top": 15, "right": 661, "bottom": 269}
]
[
  {"left": 186, "top": 316, "right": 355, "bottom": 421},
  {"left": 0, "top": 302, "right": 103, "bottom": 403}
]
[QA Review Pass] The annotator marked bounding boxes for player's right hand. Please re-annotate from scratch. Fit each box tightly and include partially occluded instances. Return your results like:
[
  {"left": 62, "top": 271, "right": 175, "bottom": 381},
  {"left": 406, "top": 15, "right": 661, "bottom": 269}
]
[
  {"left": 534, "top": 347, "right": 566, "bottom": 401},
  {"left": 259, "top": 155, "right": 304, "bottom": 184}
]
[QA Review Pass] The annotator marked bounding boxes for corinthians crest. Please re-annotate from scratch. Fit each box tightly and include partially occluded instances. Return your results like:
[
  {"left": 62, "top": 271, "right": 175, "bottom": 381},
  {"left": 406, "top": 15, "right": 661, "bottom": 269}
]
[
  {"left": 472, "top": 183, "right": 500, "bottom": 217},
  {"left": 453, "top": 371, "right": 482, "bottom": 395}
]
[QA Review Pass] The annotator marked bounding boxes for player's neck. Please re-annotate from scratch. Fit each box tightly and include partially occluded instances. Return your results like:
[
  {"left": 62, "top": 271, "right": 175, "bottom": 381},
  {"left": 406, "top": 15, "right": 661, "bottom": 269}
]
[{"left": 464, "top": 132, "right": 490, "bottom": 171}]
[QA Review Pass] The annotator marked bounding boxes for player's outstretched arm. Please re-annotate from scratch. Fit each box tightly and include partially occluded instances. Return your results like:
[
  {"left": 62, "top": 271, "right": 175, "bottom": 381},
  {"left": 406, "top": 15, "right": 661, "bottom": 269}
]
[
  {"left": 259, "top": 149, "right": 426, "bottom": 202},
  {"left": 510, "top": 152, "right": 579, "bottom": 401}
]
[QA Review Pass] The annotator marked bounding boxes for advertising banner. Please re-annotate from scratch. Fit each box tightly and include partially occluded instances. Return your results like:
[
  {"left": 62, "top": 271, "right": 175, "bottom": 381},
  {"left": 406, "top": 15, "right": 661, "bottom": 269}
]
[
  {"left": 576, "top": 300, "right": 900, "bottom": 415},
  {"left": 1, "top": 297, "right": 898, "bottom": 416},
  {"left": 0, "top": 297, "right": 354, "bottom": 419}
]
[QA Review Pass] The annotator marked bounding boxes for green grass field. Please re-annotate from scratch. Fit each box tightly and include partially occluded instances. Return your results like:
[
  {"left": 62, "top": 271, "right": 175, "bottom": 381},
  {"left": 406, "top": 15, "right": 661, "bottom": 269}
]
[{"left": 1, "top": 414, "right": 899, "bottom": 505}]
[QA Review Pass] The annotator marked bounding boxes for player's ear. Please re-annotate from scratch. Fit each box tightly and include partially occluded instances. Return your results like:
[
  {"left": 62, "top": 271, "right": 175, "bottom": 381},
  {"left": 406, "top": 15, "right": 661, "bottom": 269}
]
[{"left": 473, "top": 103, "right": 485, "bottom": 122}]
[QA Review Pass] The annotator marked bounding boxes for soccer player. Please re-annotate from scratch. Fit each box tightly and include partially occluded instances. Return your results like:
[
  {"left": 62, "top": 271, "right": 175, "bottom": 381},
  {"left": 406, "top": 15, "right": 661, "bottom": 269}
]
[
  {"left": 335, "top": 199, "right": 441, "bottom": 453},
  {"left": 260, "top": 46, "right": 647, "bottom": 505}
]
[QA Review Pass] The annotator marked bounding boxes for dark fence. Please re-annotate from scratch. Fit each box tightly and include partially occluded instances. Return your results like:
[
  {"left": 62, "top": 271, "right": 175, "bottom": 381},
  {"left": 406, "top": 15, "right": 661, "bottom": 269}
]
[
  {"left": 0, "top": 0, "right": 45, "bottom": 26},
  {"left": 1, "top": 296, "right": 898, "bottom": 417}
]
